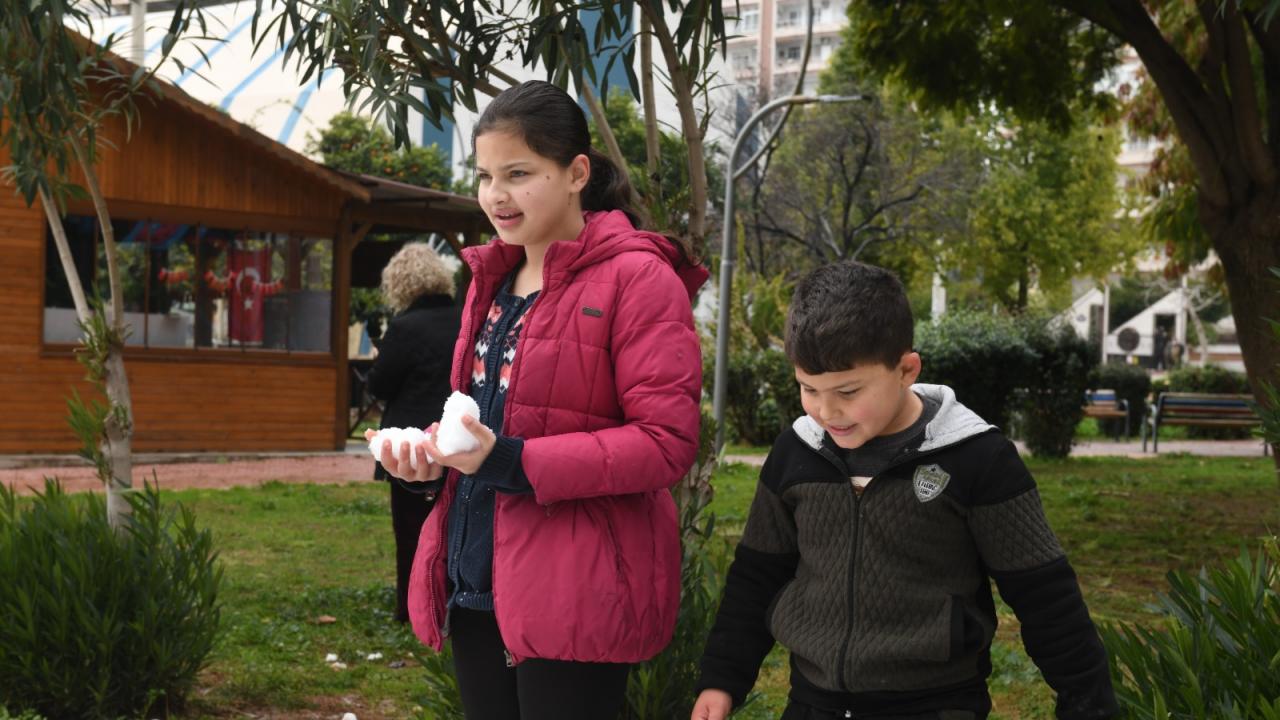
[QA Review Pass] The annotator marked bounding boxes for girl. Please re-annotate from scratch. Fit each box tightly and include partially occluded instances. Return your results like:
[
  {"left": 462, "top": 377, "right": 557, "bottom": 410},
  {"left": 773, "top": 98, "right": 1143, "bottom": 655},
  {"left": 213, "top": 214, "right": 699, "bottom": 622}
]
[{"left": 370, "top": 80, "right": 706, "bottom": 719}]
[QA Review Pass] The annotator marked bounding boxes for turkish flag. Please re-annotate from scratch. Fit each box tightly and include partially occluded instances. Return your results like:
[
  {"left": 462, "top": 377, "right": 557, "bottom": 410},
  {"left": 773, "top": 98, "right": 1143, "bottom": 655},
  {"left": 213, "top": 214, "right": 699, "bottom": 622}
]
[{"left": 229, "top": 247, "right": 270, "bottom": 344}]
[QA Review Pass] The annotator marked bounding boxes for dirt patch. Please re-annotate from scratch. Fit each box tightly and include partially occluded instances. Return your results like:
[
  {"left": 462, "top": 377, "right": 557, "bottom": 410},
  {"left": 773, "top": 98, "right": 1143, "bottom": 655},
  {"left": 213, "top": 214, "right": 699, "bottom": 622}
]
[{"left": 0, "top": 454, "right": 374, "bottom": 496}]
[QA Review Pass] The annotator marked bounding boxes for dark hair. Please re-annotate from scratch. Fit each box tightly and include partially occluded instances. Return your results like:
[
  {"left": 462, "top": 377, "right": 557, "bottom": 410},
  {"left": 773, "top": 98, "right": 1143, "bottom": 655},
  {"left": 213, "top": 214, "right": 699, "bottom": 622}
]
[
  {"left": 785, "top": 260, "right": 914, "bottom": 374},
  {"left": 473, "top": 80, "right": 643, "bottom": 227}
]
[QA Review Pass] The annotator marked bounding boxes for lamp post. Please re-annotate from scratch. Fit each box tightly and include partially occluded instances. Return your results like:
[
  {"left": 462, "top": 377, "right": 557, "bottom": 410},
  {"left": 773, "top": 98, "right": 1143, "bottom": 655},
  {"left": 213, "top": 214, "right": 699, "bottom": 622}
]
[{"left": 712, "top": 93, "right": 868, "bottom": 451}]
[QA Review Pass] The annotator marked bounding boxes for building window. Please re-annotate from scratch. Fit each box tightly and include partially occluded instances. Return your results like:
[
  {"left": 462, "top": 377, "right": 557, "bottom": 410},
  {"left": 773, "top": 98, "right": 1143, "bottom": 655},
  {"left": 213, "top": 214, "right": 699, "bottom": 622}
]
[
  {"left": 735, "top": 8, "right": 759, "bottom": 33},
  {"left": 732, "top": 48, "right": 758, "bottom": 70},
  {"left": 818, "top": 36, "right": 836, "bottom": 60},
  {"left": 778, "top": 45, "right": 801, "bottom": 63},
  {"left": 777, "top": 5, "right": 804, "bottom": 28},
  {"left": 43, "top": 214, "right": 332, "bottom": 353}
]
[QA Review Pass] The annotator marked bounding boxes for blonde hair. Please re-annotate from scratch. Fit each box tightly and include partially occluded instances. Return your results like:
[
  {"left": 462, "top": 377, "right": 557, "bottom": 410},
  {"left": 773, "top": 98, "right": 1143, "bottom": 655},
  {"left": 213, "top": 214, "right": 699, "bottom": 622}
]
[{"left": 380, "top": 242, "right": 456, "bottom": 312}]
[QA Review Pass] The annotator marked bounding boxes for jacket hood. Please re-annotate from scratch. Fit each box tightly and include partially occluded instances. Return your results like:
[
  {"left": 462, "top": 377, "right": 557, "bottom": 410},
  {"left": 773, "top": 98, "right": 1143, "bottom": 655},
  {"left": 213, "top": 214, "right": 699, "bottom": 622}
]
[
  {"left": 791, "top": 383, "right": 994, "bottom": 454},
  {"left": 463, "top": 210, "right": 709, "bottom": 300}
]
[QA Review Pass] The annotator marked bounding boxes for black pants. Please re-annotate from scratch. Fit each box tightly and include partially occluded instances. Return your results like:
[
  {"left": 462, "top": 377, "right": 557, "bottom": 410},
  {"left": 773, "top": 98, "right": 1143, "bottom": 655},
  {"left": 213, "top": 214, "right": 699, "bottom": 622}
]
[
  {"left": 781, "top": 703, "right": 977, "bottom": 720},
  {"left": 389, "top": 477, "right": 434, "bottom": 623},
  {"left": 449, "top": 608, "right": 631, "bottom": 720}
]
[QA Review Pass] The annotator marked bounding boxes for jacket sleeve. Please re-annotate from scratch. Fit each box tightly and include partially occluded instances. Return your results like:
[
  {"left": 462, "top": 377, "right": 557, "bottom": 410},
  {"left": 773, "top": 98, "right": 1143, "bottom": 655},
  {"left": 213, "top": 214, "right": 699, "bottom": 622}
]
[
  {"left": 521, "top": 258, "right": 702, "bottom": 504},
  {"left": 365, "top": 320, "right": 412, "bottom": 402},
  {"left": 696, "top": 453, "right": 798, "bottom": 708},
  {"left": 969, "top": 439, "right": 1118, "bottom": 720}
]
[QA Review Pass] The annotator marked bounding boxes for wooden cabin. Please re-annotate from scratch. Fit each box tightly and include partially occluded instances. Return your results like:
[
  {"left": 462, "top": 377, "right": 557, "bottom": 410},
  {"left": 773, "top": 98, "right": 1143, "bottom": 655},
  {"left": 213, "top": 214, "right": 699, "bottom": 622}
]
[{"left": 0, "top": 72, "right": 487, "bottom": 454}]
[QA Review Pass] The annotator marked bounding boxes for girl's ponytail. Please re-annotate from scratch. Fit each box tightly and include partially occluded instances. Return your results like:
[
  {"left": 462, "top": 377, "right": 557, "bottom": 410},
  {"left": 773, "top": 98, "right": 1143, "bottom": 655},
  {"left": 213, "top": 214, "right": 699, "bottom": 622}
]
[{"left": 584, "top": 147, "right": 644, "bottom": 228}]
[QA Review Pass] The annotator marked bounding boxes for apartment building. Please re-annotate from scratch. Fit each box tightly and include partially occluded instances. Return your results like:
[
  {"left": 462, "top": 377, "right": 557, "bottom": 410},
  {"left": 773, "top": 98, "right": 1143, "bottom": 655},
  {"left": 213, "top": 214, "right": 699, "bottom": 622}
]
[{"left": 723, "top": 0, "right": 848, "bottom": 99}]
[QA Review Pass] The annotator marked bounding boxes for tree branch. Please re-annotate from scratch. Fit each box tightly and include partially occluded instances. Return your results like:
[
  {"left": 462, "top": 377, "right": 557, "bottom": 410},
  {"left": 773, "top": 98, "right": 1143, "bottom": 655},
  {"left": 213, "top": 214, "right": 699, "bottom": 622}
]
[
  {"left": 1221, "top": 3, "right": 1276, "bottom": 185},
  {"left": 640, "top": 16, "right": 661, "bottom": 183},
  {"left": 39, "top": 186, "right": 91, "bottom": 325},
  {"left": 68, "top": 134, "right": 124, "bottom": 332},
  {"left": 1057, "top": 0, "right": 1234, "bottom": 206},
  {"left": 644, "top": 0, "right": 709, "bottom": 242},
  {"left": 1244, "top": 9, "right": 1280, "bottom": 157}
]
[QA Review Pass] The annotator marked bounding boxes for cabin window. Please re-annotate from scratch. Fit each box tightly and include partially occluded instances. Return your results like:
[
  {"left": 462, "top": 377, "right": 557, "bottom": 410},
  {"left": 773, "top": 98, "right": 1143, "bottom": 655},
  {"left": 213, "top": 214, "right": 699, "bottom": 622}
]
[{"left": 43, "top": 214, "right": 333, "bottom": 354}]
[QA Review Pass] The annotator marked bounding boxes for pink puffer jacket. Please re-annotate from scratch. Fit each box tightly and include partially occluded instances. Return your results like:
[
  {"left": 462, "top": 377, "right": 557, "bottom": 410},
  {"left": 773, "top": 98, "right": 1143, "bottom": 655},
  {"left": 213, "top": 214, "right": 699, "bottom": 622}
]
[{"left": 407, "top": 210, "right": 707, "bottom": 664}]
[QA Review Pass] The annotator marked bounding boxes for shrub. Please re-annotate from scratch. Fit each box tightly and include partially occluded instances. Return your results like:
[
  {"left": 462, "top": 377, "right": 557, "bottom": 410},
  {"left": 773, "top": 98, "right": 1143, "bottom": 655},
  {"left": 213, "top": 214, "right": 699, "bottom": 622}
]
[
  {"left": 1088, "top": 362, "right": 1151, "bottom": 438},
  {"left": 1018, "top": 319, "right": 1094, "bottom": 458},
  {"left": 414, "top": 644, "right": 463, "bottom": 719},
  {"left": 1167, "top": 364, "right": 1253, "bottom": 394},
  {"left": 916, "top": 310, "right": 1037, "bottom": 432},
  {"left": 1101, "top": 539, "right": 1280, "bottom": 718},
  {"left": 713, "top": 267, "right": 799, "bottom": 447},
  {"left": 0, "top": 480, "right": 222, "bottom": 720},
  {"left": 1166, "top": 364, "right": 1255, "bottom": 439},
  {"left": 723, "top": 348, "right": 803, "bottom": 446}
]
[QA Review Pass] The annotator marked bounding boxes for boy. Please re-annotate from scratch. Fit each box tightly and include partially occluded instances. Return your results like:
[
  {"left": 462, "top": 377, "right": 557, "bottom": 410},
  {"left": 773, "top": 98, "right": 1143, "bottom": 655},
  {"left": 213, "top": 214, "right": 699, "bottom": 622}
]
[{"left": 692, "top": 261, "right": 1116, "bottom": 720}]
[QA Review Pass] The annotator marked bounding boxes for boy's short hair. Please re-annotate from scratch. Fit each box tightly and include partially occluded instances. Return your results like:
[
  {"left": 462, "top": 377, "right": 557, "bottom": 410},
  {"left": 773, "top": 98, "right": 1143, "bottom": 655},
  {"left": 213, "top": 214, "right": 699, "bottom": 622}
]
[{"left": 785, "top": 260, "right": 914, "bottom": 373}]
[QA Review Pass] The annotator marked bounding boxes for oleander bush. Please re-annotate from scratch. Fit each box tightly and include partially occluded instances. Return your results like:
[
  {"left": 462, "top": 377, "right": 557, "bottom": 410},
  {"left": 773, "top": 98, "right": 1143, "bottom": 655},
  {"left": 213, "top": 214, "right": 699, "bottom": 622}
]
[
  {"left": 1101, "top": 539, "right": 1280, "bottom": 718},
  {"left": 0, "top": 480, "right": 222, "bottom": 720}
]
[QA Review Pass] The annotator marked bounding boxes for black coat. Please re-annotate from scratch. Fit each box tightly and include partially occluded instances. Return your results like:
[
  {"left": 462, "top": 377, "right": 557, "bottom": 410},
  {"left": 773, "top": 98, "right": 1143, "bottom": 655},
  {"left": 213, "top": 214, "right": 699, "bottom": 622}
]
[{"left": 367, "top": 293, "right": 461, "bottom": 479}]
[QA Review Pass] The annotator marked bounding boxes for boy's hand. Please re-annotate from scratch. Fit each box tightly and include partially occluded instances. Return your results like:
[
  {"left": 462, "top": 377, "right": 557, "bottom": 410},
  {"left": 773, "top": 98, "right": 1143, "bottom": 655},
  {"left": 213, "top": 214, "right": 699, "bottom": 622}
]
[
  {"left": 690, "top": 689, "right": 732, "bottom": 720},
  {"left": 421, "top": 415, "right": 496, "bottom": 476},
  {"left": 365, "top": 426, "right": 444, "bottom": 482}
]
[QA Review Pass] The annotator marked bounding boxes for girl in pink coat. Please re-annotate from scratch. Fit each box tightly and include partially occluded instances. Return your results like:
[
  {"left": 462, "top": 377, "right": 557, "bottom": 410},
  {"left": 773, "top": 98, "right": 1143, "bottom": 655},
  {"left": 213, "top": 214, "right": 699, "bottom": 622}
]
[{"left": 371, "top": 80, "right": 706, "bottom": 719}]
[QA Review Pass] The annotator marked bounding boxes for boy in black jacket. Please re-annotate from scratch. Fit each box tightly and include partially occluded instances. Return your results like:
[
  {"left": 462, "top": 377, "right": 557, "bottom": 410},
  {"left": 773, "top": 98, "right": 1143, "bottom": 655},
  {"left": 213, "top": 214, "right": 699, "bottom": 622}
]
[{"left": 692, "top": 261, "right": 1116, "bottom": 720}]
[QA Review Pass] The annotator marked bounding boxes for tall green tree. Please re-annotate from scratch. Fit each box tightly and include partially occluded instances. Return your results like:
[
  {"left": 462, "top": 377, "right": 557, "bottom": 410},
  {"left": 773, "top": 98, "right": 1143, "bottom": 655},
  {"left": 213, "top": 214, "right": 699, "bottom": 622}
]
[
  {"left": 739, "top": 83, "right": 981, "bottom": 286},
  {"left": 306, "top": 111, "right": 451, "bottom": 189},
  {"left": 0, "top": 0, "right": 202, "bottom": 525},
  {"left": 844, "top": 1, "right": 1280, "bottom": 458},
  {"left": 960, "top": 114, "right": 1134, "bottom": 311}
]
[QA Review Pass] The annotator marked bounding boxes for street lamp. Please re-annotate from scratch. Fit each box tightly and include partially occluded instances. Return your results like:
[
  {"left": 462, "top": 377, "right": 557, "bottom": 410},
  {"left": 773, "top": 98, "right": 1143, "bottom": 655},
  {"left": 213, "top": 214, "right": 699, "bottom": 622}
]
[{"left": 712, "top": 93, "right": 868, "bottom": 451}]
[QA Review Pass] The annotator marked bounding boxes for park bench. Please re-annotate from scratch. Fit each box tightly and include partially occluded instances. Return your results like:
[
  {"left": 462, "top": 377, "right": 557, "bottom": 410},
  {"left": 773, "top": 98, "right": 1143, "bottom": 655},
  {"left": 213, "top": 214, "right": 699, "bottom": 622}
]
[
  {"left": 1141, "top": 391, "right": 1268, "bottom": 454},
  {"left": 1083, "top": 389, "right": 1130, "bottom": 440}
]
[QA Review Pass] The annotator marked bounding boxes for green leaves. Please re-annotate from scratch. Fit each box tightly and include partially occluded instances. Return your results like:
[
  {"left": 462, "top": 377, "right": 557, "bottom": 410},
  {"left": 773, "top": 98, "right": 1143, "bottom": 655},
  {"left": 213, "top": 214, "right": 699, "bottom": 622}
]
[
  {"left": 305, "top": 111, "right": 452, "bottom": 188},
  {"left": 843, "top": 0, "right": 1122, "bottom": 131},
  {"left": 0, "top": 480, "right": 222, "bottom": 719},
  {"left": 251, "top": 0, "right": 727, "bottom": 147},
  {"left": 1102, "top": 542, "right": 1280, "bottom": 717}
]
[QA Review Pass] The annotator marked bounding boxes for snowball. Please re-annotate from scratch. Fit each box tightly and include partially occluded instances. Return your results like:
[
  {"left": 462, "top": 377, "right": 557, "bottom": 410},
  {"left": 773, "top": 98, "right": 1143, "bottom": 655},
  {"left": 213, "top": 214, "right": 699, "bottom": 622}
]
[
  {"left": 435, "top": 392, "right": 482, "bottom": 455},
  {"left": 366, "top": 391, "right": 486, "bottom": 469},
  {"left": 368, "top": 426, "right": 433, "bottom": 469}
]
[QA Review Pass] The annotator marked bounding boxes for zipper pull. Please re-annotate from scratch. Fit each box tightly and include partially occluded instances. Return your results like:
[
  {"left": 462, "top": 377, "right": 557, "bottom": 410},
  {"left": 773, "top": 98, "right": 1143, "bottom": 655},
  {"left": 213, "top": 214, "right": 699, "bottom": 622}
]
[{"left": 503, "top": 649, "right": 515, "bottom": 668}]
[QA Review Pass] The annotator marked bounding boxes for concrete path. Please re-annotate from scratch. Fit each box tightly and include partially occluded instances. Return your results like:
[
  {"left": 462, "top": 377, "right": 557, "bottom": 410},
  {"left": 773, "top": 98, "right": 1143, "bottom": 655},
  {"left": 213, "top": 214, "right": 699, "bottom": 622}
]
[
  {"left": 725, "top": 438, "right": 1270, "bottom": 467},
  {"left": 1, "top": 438, "right": 1270, "bottom": 495}
]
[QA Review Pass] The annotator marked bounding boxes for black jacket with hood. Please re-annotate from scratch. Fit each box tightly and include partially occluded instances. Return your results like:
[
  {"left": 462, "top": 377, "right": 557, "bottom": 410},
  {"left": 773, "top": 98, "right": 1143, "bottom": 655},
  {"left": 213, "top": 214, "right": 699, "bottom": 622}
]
[{"left": 696, "top": 384, "right": 1117, "bottom": 718}]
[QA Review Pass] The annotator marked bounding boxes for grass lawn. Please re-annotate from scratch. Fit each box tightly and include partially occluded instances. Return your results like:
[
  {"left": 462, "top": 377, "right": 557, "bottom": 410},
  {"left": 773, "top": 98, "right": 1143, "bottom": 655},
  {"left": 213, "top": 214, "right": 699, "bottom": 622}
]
[{"left": 64, "top": 453, "right": 1277, "bottom": 719}]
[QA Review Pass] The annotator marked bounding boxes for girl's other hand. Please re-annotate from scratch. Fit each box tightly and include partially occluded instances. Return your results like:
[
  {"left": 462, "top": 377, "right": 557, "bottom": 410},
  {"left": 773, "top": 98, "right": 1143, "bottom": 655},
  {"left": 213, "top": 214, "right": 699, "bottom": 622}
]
[
  {"left": 421, "top": 415, "right": 496, "bottom": 475},
  {"left": 690, "top": 689, "right": 732, "bottom": 720},
  {"left": 365, "top": 427, "right": 444, "bottom": 482}
]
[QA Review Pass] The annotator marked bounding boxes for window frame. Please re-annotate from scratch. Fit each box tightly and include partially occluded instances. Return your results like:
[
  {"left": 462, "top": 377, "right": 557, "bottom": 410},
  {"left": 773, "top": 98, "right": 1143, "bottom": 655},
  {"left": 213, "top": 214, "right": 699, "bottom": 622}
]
[{"left": 39, "top": 198, "right": 341, "bottom": 366}]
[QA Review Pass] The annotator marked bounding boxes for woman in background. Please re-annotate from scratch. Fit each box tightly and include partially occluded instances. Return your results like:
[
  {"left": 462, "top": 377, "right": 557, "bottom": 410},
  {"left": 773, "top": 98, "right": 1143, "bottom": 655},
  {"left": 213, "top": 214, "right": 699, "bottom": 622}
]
[{"left": 365, "top": 242, "right": 460, "bottom": 623}]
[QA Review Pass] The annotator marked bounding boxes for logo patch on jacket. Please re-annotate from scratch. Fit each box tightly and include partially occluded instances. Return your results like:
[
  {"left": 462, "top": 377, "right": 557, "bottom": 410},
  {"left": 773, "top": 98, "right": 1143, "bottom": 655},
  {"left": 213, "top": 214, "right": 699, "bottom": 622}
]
[{"left": 912, "top": 464, "right": 950, "bottom": 503}]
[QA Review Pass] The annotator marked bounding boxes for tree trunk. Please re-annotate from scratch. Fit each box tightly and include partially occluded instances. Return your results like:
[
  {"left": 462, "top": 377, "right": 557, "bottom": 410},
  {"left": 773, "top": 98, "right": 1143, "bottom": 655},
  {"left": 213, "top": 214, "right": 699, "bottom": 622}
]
[
  {"left": 644, "top": 6, "right": 708, "bottom": 248},
  {"left": 73, "top": 141, "right": 137, "bottom": 526},
  {"left": 1187, "top": 294, "right": 1211, "bottom": 368},
  {"left": 1208, "top": 196, "right": 1280, "bottom": 464},
  {"left": 102, "top": 350, "right": 134, "bottom": 524}
]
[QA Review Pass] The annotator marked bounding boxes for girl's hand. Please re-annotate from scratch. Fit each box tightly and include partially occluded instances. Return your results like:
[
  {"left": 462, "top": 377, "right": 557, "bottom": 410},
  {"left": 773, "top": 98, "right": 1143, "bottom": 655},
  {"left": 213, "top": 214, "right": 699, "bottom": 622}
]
[
  {"left": 690, "top": 689, "right": 732, "bottom": 720},
  {"left": 364, "top": 427, "right": 444, "bottom": 483},
  {"left": 421, "top": 415, "right": 496, "bottom": 476}
]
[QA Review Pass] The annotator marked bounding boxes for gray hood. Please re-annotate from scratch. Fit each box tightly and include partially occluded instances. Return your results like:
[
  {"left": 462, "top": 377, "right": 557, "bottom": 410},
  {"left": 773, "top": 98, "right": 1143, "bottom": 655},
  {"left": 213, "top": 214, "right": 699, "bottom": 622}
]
[{"left": 791, "top": 383, "right": 993, "bottom": 454}]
